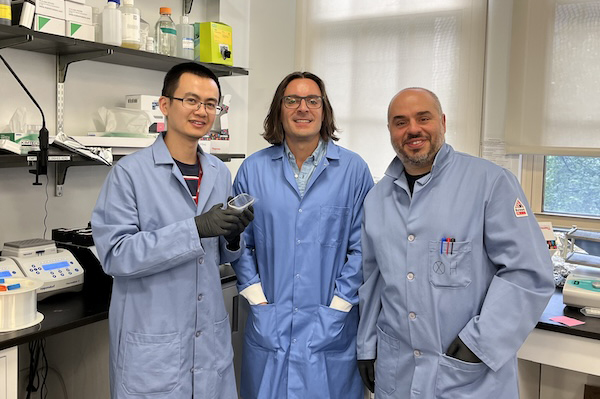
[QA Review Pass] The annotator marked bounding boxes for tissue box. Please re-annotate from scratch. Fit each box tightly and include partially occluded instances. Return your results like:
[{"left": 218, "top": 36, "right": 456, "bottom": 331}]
[
  {"left": 36, "top": 0, "right": 65, "bottom": 20},
  {"left": 125, "top": 95, "right": 165, "bottom": 133},
  {"left": 194, "top": 22, "right": 233, "bottom": 66},
  {"left": 65, "top": 1, "right": 91, "bottom": 25},
  {"left": 0, "top": 132, "right": 40, "bottom": 154},
  {"left": 35, "top": 14, "right": 65, "bottom": 36},
  {"left": 66, "top": 22, "right": 93, "bottom": 41}
]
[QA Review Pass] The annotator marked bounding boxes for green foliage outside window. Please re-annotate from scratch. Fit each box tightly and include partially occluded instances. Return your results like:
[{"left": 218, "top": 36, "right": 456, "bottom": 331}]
[{"left": 544, "top": 156, "right": 600, "bottom": 217}]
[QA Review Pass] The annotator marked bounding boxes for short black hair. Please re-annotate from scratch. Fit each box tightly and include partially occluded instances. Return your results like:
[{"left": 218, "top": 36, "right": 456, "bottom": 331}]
[{"left": 161, "top": 62, "right": 221, "bottom": 99}]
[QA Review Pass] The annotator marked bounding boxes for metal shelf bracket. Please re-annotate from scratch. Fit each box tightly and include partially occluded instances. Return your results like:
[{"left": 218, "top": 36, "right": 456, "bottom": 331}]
[
  {"left": 58, "top": 49, "right": 113, "bottom": 83},
  {"left": 0, "top": 34, "right": 33, "bottom": 50}
]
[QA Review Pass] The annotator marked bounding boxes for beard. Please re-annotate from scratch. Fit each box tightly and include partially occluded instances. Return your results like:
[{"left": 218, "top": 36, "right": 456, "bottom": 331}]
[{"left": 392, "top": 133, "right": 444, "bottom": 170}]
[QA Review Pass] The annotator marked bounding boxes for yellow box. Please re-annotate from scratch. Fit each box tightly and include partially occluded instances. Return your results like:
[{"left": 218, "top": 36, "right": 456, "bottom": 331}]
[{"left": 194, "top": 22, "right": 233, "bottom": 66}]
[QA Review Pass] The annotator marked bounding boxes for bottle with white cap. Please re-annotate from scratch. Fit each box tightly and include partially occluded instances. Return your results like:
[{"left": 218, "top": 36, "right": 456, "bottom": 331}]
[
  {"left": 121, "top": 0, "right": 140, "bottom": 50},
  {"left": 101, "top": 0, "right": 122, "bottom": 46},
  {"left": 176, "top": 15, "right": 194, "bottom": 60}
]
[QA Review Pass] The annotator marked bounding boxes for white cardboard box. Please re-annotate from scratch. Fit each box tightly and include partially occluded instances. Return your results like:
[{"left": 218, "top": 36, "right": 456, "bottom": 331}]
[
  {"left": 36, "top": 0, "right": 65, "bottom": 20},
  {"left": 125, "top": 95, "right": 165, "bottom": 132},
  {"left": 35, "top": 14, "right": 65, "bottom": 36},
  {"left": 210, "top": 138, "right": 229, "bottom": 154},
  {"left": 65, "top": 1, "right": 91, "bottom": 25},
  {"left": 66, "top": 21, "right": 93, "bottom": 41}
]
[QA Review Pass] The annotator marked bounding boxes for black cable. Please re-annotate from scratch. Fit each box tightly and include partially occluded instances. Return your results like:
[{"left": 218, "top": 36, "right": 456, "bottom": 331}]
[
  {"left": 0, "top": 53, "right": 46, "bottom": 127},
  {"left": 41, "top": 339, "right": 49, "bottom": 399},
  {"left": 26, "top": 340, "right": 41, "bottom": 399},
  {"left": 43, "top": 173, "right": 49, "bottom": 239}
]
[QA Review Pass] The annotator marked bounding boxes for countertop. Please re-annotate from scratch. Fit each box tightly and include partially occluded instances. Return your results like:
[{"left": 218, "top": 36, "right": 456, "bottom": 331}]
[{"left": 0, "top": 264, "right": 238, "bottom": 351}]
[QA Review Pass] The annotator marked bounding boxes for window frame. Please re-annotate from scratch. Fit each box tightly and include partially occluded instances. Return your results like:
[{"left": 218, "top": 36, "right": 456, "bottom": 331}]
[{"left": 521, "top": 154, "right": 600, "bottom": 230}]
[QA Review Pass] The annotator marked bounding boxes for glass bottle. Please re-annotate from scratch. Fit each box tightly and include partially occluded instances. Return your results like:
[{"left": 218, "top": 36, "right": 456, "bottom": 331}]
[
  {"left": 121, "top": 0, "right": 140, "bottom": 50},
  {"left": 155, "top": 7, "right": 176, "bottom": 56}
]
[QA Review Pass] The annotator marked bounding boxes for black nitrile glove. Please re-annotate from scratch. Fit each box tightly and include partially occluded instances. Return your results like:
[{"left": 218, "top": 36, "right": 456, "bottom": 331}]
[
  {"left": 446, "top": 336, "right": 482, "bottom": 363},
  {"left": 194, "top": 203, "right": 240, "bottom": 239},
  {"left": 358, "top": 359, "right": 375, "bottom": 393},
  {"left": 224, "top": 205, "right": 254, "bottom": 249}
]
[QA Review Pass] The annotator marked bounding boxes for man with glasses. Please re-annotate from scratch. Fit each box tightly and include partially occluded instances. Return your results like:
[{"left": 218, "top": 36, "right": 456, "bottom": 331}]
[
  {"left": 231, "top": 72, "right": 374, "bottom": 398},
  {"left": 92, "top": 62, "right": 253, "bottom": 399}
]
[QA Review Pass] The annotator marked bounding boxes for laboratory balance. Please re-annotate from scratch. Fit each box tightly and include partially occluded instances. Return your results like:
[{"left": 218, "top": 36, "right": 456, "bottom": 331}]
[
  {"left": 561, "top": 227, "right": 600, "bottom": 311},
  {"left": 2, "top": 238, "right": 84, "bottom": 300}
]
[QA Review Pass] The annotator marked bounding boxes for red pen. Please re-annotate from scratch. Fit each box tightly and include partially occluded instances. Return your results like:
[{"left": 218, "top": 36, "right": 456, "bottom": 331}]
[{"left": 446, "top": 237, "right": 451, "bottom": 255}]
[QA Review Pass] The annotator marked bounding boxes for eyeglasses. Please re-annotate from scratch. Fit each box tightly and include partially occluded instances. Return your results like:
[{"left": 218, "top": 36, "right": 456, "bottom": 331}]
[
  {"left": 282, "top": 95, "right": 323, "bottom": 109},
  {"left": 169, "top": 96, "right": 224, "bottom": 115}
]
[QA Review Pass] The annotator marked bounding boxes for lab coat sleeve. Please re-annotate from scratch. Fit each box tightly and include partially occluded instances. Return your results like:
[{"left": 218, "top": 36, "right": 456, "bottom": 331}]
[
  {"left": 458, "top": 169, "right": 554, "bottom": 372},
  {"left": 331, "top": 162, "right": 374, "bottom": 308},
  {"left": 92, "top": 163, "right": 204, "bottom": 278},
  {"left": 356, "top": 198, "right": 383, "bottom": 360},
  {"left": 231, "top": 162, "right": 265, "bottom": 299}
]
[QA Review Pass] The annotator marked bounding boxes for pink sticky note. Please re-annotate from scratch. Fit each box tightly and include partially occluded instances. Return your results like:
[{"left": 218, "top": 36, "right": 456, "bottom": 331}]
[{"left": 550, "top": 316, "right": 586, "bottom": 327}]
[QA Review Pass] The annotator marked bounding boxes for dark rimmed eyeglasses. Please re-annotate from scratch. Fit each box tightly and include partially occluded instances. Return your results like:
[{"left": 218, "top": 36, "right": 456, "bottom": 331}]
[
  {"left": 282, "top": 95, "right": 323, "bottom": 109},
  {"left": 169, "top": 96, "right": 225, "bottom": 115}
]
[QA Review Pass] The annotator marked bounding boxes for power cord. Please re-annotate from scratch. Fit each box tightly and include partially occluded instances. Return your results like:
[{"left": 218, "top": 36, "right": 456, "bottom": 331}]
[
  {"left": 26, "top": 339, "right": 49, "bottom": 399},
  {"left": 43, "top": 173, "right": 49, "bottom": 239}
]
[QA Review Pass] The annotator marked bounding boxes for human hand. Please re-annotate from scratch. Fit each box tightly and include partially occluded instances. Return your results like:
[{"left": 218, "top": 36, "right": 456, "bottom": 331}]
[
  {"left": 446, "top": 336, "right": 482, "bottom": 363},
  {"left": 194, "top": 203, "right": 240, "bottom": 238},
  {"left": 224, "top": 204, "right": 254, "bottom": 244},
  {"left": 358, "top": 359, "right": 375, "bottom": 393}
]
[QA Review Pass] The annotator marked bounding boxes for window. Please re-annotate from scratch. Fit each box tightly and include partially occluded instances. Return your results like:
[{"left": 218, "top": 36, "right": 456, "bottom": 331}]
[
  {"left": 296, "top": 0, "right": 487, "bottom": 179},
  {"left": 543, "top": 156, "right": 600, "bottom": 217}
]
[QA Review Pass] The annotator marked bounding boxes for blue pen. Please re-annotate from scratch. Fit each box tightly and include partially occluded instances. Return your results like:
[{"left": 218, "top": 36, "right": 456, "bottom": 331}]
[{"left": 441, "top": 237, "right": 446, "bottom": 254}]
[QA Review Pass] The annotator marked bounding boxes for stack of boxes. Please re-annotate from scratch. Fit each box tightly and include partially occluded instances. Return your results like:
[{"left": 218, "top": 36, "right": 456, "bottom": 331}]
[{"left": 34, "top": 0, "right": 93, "bottom": 41}]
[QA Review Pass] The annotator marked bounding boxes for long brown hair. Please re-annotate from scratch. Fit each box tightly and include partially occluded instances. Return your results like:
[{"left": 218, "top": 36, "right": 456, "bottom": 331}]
[{"left": 262, "top": 71, "right": 339, "bottom": 145}]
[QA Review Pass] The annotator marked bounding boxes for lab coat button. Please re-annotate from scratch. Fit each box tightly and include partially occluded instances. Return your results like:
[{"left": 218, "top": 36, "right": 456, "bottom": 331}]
[
  {"left": 409, "top": 312, "right": 416, "bottom": 319},
  {"left": 408, "top": 234, "right": 415, "bottom": 242},
  {"left": 296, "top": 240, "right": 301, "bottom": 245},
  {"left": 295, "top": 274, "right": 300, "bottom": 279},
  {"left": 407, "top": 272, "right": 414, "bottom": 280},
  {"left": 196, "top": 331, "right": 202, "bottom": 337},
  {"left": 292, "top": 338, "right": 297, "bottom": 344},
  {"left": 199, "top": 258, "right": 204, "bottom": 264},
  {"left": 190, "top": 368, "right": 194, "bottom": 373},
  {"left": 414, "top": 350, "right": 421, "bottom": 357},
  {"left": 298, "top": 208, "right": 303, "bottom": 213},
  {"left": 294, "top": 307, "right": 298, "bottom": 313},
  {"left": 198, "top": 294, "right": 204, "bottom": 301}
]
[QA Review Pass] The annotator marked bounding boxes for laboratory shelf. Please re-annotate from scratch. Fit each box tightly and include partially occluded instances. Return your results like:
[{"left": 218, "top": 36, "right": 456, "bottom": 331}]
[{"left": 0, "top": 24, "right": 249, "bottom": 78}]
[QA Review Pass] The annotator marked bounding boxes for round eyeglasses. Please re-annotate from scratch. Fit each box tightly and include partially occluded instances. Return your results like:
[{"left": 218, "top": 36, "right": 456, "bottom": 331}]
[
  {"left": 169, "top": 96, "right": 224, "bottom": 115},
  {"left": 282, "top": 95, "right": 323, "bottom": 109}
]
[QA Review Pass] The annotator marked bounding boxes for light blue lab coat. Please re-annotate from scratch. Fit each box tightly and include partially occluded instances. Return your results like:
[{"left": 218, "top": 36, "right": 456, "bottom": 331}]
[
  {"left": 91, "top": 134, "right": 242, "bottom": 399},
  {"left": 232, "top": 141, "right": 374, "bottom": 399},
  {"left": 357, "top": 144, "right": 554, "bottom": 399}
]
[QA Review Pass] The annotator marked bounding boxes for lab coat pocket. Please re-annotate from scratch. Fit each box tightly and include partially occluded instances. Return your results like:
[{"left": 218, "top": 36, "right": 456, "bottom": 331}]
[
  {"left": 308, "top": 305, "right": 356, "bottom": 353},
  {"left": 375, "top": 326, "right": 400, "bottom": 396},
  {"left": 435, "top": 353, "right": 496, "bottom": 398},
  {"left": 122, "top": 331, "right": 180, "bottom": 395},
  {"left": 214, "top": 314, "right": 234, "bottom": 374},
  {"left": 318, "top": 206, "right": 350, "bottom": 247},
  {"left": 428, "top": 240, "right": 472, "bottom": 288},
  {"left": 246, "top": 303, "right": 280, "bottom": 351}
]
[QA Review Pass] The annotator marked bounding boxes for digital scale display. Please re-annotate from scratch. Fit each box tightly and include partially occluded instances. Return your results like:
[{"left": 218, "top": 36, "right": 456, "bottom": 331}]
[
  {"left": 0, "top": 270, "right": 11, "bottom": 278},
  {"left": 42, "top": 261, "right": 70, "bottom": 271}
]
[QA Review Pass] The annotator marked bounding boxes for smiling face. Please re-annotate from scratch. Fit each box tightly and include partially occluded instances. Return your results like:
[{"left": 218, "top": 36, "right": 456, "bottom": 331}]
[
  {"left": 280, "top": 78, "right": 324, "bottom": 145},
  {"left": 388, "top": 88, "right": 446, "bottom": 175},
  {"left": 159, "top": 72, "right": 220, "bottom": 143}
]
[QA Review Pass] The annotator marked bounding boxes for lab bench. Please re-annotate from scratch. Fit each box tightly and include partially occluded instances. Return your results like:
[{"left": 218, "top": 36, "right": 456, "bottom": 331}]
[
  {"left": 0, "top": 264, "right": 243, "bottom": 399},
  {"left": 518, "top": 288, "right": 600, "bottom": 398}
]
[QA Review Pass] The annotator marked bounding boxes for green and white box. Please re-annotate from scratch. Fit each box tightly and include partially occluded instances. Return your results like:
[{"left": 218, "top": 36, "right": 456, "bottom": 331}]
[
  {"left": 35, "top": 14, "right": 65, "bottom": 36},
  {"left": 65, "top": 1, "right": 91, "bottom": 25},
  {"left": 66, "top": 21, "right": 93, "bottom": 41},
  {"left": 35, "top": 0, "right": 65, "bottom": 19}
]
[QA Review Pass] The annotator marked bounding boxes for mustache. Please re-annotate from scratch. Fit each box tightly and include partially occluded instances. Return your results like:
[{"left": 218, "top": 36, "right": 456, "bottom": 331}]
[{"left": 403, "top": 133, "right": 428, "bottom": 144}]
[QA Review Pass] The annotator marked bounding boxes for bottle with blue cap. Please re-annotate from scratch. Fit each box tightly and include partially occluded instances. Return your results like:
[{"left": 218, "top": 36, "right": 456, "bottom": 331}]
[{"left": 102, "top": 0, "right": 122, "bottom": 46}]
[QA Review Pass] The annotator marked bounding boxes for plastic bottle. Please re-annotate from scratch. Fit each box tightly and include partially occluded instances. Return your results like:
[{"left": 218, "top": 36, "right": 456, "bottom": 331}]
[
  {"left": 92, "top": 7, "right": 102, "bottom": 43},
  {"left": 0, "top": 0, "right": 11, "bottom": 26},
  {"left": 120, "top": 0, "right": 140, "bottom": 50},
  {"left": 139, "top": 16, "right": 149, "bottom": 51},
  {"left": 101, "top": 0, "right": 122, "bottom": 46},
  {"left": 176, "top": 15, "right": 194, "bottom": 60},
  {"left": 155, "top": 7, "right": 176, "bottom": 56},
  {"left": 146, "top": 37, "right": 155, "bottom": 53}
]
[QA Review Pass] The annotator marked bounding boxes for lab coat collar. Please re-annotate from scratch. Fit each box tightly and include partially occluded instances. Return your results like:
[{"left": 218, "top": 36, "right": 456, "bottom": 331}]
[
  {"left": 151, "top": 133, "right": 218, "bottom": 212},
  {"left": 271, "top": 139, "right": 340, "bottom": 160}
]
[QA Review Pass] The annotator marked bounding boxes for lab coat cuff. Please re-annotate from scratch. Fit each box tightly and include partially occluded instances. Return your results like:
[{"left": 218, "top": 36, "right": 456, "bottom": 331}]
[
  {"left": 329, "top": 295, "right": 352, "bottom": 312},
  {"left": 239, "top": 283, "right": 268, "bottom": 305}
]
